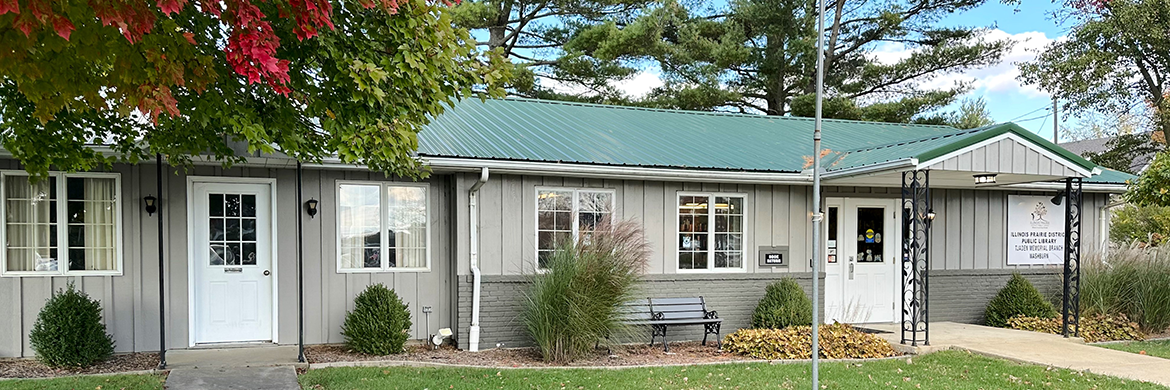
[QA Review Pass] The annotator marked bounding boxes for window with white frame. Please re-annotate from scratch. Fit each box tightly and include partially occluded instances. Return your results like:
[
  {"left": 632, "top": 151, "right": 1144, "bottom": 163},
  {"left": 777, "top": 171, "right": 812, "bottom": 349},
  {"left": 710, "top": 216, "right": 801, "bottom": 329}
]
[
  {"left": 337, "top": 182, "right": 429, "bottom": 272},
  {"left": 1, "top": 172, "right": 122, "bottom": 276},
  {"left": 678, "top": 193, "right": 744, "bottom": 271},
  {"left": 536, "top": 188, "right": 614, "bottom": 269}
]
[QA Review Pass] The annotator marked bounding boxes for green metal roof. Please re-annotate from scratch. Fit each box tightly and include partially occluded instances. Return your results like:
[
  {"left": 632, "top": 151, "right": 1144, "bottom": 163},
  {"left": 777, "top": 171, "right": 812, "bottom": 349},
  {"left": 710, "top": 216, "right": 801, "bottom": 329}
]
[{"left": 419, "top": 98, "right": 1134, "bottom": 185}]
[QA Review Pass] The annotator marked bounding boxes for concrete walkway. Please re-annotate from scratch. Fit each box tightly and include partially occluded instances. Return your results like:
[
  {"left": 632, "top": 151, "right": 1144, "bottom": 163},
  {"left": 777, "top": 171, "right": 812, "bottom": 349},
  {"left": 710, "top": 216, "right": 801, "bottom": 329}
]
[
  {"left": 865, "top": 321, "right": 1170, "bottom": 387},
  {"left": 165, "top": 345, "right": 303, "bottom": 390}
]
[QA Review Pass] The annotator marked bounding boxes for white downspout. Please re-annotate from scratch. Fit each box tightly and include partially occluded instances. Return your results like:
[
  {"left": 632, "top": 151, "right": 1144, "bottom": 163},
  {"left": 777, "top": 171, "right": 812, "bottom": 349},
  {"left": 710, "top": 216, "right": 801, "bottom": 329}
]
[{"left": 468, "top": 167, "right": 489, "bottom": 352}]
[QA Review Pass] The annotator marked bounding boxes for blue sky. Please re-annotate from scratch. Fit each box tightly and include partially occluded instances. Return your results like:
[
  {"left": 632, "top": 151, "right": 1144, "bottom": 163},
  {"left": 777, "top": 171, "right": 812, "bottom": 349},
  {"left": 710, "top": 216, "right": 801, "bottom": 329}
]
[{"left": 936, "top": 0, "right": 1074, "bottom": 140}]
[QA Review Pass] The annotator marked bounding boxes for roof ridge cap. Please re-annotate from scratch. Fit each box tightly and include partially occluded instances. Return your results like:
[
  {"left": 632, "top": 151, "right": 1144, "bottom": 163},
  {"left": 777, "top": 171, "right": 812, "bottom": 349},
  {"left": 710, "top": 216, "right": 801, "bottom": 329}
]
[
  {"left": 499, "top": 97, "right": 957, "bottom": 129},
  {"left": 834, "top": 126, "right": 991, "bottom": 155}
]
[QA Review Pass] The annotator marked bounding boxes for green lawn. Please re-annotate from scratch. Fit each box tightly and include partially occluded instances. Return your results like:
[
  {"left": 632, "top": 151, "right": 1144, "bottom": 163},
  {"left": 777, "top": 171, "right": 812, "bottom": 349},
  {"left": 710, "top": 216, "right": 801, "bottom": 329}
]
[
  {"left": 1098, "top": 339, "right": 1170, "bottom": 359},
  {"left": 0, "top": 374, "right": 164, "bottom": 390},
  {"left": 299, "top": 350, "right": 1166, "bottom": 390}
]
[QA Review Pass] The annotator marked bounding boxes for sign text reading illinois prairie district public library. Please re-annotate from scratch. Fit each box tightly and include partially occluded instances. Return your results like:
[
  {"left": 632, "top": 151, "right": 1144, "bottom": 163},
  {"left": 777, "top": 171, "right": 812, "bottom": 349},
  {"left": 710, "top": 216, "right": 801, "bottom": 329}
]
[{"left": 1007, "top": 195, "right": 1065, "bottom": 265}]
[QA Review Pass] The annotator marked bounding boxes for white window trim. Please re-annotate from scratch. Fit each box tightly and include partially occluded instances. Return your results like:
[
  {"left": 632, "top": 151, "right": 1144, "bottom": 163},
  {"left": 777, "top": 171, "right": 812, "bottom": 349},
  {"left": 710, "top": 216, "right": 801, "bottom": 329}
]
[
  {"left": 335, "top": 180, "right": 431, "bottom": 273},
  {"left": 533, "top": 187, "right": 617, "bottom": 271},
  {"left": 675, "top": 191, "right": 749, "bottom": 273},
  {"left": 0, "top": 171, "right": 124, "bottom": 277}
]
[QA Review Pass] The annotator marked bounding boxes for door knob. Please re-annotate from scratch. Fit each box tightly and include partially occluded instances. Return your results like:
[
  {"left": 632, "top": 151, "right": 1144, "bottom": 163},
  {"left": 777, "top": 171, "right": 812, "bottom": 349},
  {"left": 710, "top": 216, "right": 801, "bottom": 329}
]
[{"left": 263, "top": 270, "right": 271, "bottom": 276}]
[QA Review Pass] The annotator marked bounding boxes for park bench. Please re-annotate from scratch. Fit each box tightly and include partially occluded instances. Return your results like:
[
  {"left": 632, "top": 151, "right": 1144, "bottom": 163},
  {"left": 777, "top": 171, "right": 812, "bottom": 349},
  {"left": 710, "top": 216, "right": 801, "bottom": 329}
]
[{"left": 618, "top": 297, "right": 722, "bottom": 352}]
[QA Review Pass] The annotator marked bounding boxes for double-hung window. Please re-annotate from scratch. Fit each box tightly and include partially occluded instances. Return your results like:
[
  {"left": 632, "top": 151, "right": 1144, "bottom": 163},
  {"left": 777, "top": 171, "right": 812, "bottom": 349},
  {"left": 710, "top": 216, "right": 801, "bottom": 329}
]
[
  {"left": 536, "top": 188, "right": 614, "bottom": 269},
  {"left": 1, "top": 172, "right": 122, "bottom": 276},
  {"left": 337, "top": 182, "right": 429, "bottom": 272},
  {"left": 678, "top": 193, "right": 745, "bottom": 271}
]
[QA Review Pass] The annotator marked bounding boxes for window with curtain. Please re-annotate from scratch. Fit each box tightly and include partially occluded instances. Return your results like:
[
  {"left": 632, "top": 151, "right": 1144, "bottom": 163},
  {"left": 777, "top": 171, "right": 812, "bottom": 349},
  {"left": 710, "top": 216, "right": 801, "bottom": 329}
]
[
  {"left": 337, "top": 182, "right": 428, "bottom": 272},
  {"left": 2, "top": 173, "right": 121, "bottom": 276},
  {"left": 677, "top": 193, "right": 745, "bottom": 271},
  {"left": 536, "top": 188, "right": 614, "bottom": 269}
]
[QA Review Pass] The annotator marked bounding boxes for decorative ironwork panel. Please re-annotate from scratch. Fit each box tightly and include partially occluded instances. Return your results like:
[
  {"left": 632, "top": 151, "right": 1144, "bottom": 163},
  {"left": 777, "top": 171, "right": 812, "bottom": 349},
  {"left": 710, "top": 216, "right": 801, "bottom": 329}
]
[
  {"left": 901, "top": 170, "right": 930, "bottom": 346},
  {"left": 1062, "top": 178, "right": 1083, "bottom": 337}
]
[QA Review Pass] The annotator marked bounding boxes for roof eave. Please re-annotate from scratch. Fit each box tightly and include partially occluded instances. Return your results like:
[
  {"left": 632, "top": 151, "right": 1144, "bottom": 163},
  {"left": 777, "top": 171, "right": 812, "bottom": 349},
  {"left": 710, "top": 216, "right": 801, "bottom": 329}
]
[{"left": 424, "top": 157, "right": 812, "bottom": 185}]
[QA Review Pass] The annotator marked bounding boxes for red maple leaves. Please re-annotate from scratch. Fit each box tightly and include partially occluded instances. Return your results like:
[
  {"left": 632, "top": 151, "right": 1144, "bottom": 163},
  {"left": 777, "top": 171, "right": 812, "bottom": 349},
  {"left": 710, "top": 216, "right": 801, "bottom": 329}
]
[{"left": 1, "top": 0, "right": 419, "bottom": 120}]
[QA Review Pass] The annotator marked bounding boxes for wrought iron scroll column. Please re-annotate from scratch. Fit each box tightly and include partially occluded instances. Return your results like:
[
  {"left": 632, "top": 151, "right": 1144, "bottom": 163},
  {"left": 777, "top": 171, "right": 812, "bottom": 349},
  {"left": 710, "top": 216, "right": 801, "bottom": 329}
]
[
  {"left": 901, "top": 170, "right": 930, "bottom": 346},
  {"left": 1062, "top": 178, "right": 1083, "bottom": 337}
]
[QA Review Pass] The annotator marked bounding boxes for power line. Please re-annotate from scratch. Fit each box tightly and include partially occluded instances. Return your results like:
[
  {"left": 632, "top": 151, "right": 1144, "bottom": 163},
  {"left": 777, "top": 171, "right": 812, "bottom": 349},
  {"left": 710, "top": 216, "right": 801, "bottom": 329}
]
[{"left": 1007, "top": 106, "right": 1052, "bottom": 122}]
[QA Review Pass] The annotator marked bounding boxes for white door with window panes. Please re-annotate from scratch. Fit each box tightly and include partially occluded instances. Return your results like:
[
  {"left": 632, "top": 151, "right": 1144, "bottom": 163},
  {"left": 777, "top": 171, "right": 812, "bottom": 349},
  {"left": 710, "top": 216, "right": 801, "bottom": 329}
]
[
  {"left": 191, "top": 182, "right": 273, "bottom": 344},
  {"left": 535, "top": 188, "right": 614, "bottom": 269},
  {"left": 677, "top": 194, "right": 745, "bottom": 271},
  {"left": 824, "top": 198, "right": 899, "bottom": 324}
]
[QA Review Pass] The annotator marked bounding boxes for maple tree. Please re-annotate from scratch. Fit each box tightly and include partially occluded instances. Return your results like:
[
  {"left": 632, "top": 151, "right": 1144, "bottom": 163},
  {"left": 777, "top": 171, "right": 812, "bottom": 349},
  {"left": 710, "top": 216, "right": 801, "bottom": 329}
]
[{"left": 0, "top": 0, "right": 510, "bottom": 177}]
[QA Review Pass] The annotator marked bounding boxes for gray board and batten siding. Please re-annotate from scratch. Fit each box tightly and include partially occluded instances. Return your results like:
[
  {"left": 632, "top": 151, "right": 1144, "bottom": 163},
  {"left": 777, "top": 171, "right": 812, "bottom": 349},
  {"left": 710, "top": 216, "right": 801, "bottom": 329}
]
[
  {"left": 0, "top": 161, "right": 455, "bottom": 358},
  {"left": 452, "top": 172, "right": 1110, "bottom": 348}
]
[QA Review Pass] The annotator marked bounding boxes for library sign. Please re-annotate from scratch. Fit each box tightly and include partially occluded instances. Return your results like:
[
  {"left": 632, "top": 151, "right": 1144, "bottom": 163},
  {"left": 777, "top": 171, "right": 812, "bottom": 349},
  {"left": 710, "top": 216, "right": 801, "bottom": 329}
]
[{"left": 1007, "top": 195, "right": 1065, "bottom": 265}]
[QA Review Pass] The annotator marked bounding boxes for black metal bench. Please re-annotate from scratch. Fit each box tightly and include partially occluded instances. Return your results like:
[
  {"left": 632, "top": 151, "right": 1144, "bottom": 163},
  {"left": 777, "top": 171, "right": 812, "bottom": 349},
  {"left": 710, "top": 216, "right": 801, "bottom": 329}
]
[{"left": 618, "top": 297, "right": 722, "bottom": 352}]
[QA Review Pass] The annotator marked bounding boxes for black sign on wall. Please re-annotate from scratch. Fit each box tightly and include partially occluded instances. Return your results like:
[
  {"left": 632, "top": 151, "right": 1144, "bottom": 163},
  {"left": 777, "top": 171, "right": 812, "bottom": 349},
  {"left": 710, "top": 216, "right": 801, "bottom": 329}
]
[{"left": 759, "top": 246, "right": 790, "bottom": 267}]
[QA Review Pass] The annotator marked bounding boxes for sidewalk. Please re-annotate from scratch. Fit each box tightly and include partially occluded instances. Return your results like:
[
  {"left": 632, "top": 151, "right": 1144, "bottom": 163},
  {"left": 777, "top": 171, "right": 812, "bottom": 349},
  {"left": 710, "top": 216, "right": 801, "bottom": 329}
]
[
  {"left": 866, "top": 321, "right": 1170, "bottom": 387},
  {"left": 165, "top": 345, "right": 303, "bottom": 390}
]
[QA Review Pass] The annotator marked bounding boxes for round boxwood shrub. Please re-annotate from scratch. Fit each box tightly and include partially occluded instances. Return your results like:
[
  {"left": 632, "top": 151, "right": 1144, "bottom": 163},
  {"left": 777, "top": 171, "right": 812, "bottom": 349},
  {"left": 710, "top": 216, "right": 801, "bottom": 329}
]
[
  {"left": 985, "top": 273, "right": 1057, "bottom": 328},
  {"left": 29, "top": 283, "right": 115, "bottom": 368},
  {"left": 341, "top": 283, "right": 412, "bottom": 355},
  {"left": 752, "top": 278, "right": 813, "bottom": 329}
]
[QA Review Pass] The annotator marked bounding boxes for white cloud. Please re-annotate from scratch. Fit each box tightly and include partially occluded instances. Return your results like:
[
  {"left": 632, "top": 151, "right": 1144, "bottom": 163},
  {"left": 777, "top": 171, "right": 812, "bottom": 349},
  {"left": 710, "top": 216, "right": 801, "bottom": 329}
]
[
  {"left": 537, "top": 67, "right": 665, "bottom": 99},
  {"left": 870, "top": 29, "right": 1059, "bottom": 99}
]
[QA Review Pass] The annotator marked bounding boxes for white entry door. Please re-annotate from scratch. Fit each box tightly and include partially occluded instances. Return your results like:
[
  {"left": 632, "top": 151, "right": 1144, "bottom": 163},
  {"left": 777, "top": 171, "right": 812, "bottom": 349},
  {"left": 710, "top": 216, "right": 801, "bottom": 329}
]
[
  {"left": 191, "top": 182, "right": 274, "bottom": 344},
  {"left": 824, "top": 198, "right": 899, "bottom": 324}
]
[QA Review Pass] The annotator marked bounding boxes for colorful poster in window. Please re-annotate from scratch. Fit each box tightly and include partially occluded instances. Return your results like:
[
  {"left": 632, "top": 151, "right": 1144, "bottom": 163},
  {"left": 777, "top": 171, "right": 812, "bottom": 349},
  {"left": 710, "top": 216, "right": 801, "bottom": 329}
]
[{"left": 1007, "top": 195, "right": 1065, "bottom": 265}]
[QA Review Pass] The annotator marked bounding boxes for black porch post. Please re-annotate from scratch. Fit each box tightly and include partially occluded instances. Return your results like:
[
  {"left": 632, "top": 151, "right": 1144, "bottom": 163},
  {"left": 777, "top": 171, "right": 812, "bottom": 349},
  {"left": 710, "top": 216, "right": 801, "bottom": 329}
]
[
  {"left": 1062, "top": 178, "right": 1083, "bottom": 337},
  {"left": 156, "top": 154, "right": 167, "bottom": 369},
  {"left": 901, "top": 170, "right": 931, "bottom": 346}
]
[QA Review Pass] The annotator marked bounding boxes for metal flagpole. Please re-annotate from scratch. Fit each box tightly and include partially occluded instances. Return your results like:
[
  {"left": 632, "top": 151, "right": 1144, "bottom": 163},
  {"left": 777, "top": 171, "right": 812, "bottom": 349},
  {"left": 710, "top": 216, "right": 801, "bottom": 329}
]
[{"left": 811, "top": 0, "right": 828, "bottom": 385}]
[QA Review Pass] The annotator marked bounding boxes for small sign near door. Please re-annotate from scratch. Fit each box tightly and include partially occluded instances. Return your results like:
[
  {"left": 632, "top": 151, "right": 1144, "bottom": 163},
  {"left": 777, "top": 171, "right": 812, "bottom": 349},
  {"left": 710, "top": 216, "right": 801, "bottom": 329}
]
[{"left": 759, "top": 246, "right": 789, "bottom": 267}]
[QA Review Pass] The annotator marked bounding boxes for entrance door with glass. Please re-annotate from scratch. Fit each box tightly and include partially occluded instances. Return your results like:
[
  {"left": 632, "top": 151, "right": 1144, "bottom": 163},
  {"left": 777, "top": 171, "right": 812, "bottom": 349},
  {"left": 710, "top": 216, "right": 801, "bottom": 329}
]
[
  {"left": 190, "top": 181, "right": 274, "bottom": 344},
  {"left": 823, "top": 198, "right": 899, "bottom": 324}
]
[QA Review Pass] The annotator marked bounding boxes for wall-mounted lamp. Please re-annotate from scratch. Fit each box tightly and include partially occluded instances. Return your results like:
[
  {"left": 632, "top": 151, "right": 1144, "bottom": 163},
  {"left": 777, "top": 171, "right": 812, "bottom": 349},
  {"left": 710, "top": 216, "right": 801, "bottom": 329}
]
[
  {"left": 926, "top": 209, "right": 936, "bottom": 221},
  {"left": 1051, "top": 190, "right": 1065, "bottom": 206},
  {"left": 305, "top": 198, "right": 319, "bottom": 218},
  {"left": 144, "top": 195, "right": 158, "bottom": 216},
  {"left": 973, "top": 173, "right": 997, "bottom": 185}
]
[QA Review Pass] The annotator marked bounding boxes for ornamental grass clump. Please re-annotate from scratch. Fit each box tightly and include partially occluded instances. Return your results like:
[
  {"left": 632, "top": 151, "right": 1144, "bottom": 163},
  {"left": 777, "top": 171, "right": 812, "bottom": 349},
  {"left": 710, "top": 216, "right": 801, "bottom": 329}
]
[
  {"left": 522, "top": 220, "right": 650, "bottom": 363},
  {"left": 752, "top": 278, "right": 812, "bottom": 329},
  {"left": 722, "top": 323, "right": 898, "bottom": 360},
  {"left": 1080, "top": 245, "right": 1170, "bottom": 332},
  {"left": 29, "top": 283, "right": 115, "bottom": 368},
  {"left": 985, "top": 273, "right": 1057, "bottom": 328},
  {"left": 341, "top": 283, "right": 412, "bottom": 355}
]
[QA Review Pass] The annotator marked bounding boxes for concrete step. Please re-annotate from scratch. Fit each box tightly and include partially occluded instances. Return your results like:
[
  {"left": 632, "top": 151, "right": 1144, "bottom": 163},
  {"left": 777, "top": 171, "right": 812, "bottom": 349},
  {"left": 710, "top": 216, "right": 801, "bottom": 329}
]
[
  {"left": 167, "top": 366, "right": 299, "bottom": 390},
  {"left": 166, "top": 344, "right": 304, "bottom": 370}
]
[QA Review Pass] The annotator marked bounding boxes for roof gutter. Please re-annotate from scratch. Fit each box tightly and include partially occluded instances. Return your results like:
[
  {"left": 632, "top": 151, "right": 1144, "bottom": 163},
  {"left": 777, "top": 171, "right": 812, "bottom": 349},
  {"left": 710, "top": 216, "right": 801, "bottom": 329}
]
[
  {"left": 467, "top": 167, "right": 489, "bottom": 352},
  {"left": 424, "top": 157, "right": 810, "bottom": 184},
  {"left": 1002, "top": 181, "right": 1128, "bottom": 193}
]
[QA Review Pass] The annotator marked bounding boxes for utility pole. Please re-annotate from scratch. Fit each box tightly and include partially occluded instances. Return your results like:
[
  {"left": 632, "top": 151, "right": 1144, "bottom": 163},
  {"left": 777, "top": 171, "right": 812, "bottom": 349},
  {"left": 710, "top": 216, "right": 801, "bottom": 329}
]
[
  {"left": 811, "top": 0, "right": 827, "bottom": 385},
  {"left": 1053, "top": 98, "right": 1059, "bottom": 144}
]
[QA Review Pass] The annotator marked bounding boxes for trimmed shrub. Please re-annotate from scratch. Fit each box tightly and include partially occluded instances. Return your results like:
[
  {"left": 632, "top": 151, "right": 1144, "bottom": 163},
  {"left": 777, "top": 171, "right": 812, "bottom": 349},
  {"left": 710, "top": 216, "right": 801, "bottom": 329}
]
[
  {"left": 751, "top": 278, "right": 812, "bottom": 329},
  {"left": 522, "top": 220, "right": 650, "bottom": 363},
  {"left": 29, "top": 283, "right": 115, "bottom": 368},
  {"left": 341, "top": 284, "right": 412, "bottom": 355},
  {"left": 1080, "top": 245, "right": 1170, "bottom": 332},
  {"left": 1007, "top": 314, "right": 1145, "bottom": 343},
  {"left": 985, "top": 273, "right": 1057, "bottom": 328},
  {"left": 722, "top": 323, "right": 898, "bottom": 360}
]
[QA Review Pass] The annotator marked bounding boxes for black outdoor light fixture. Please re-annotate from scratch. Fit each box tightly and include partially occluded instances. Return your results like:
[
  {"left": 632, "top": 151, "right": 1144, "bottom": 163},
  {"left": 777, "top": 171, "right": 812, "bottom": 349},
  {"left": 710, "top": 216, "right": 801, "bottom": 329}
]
[
  {"left": 305, "top": 198, "right": 319, "bottom": 218},
  {"left": 144, "top": 195, "right": 158, "bottom": 216},
  {"left": 1051, "top": 190, "right": 1065, "bottom": 206},
  {"left": 926, "top": 209, "right": 936, "bottom": 221}
]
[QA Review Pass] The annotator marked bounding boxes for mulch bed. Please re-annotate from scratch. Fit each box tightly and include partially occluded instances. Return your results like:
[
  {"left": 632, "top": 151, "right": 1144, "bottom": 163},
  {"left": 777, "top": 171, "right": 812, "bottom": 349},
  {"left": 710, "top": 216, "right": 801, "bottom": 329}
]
[
  {"left": 306, "top": 342, "right": 760, "bottom": 368},
  {"left": 0, "top": 353, "right": 159, "bottom": 379}
]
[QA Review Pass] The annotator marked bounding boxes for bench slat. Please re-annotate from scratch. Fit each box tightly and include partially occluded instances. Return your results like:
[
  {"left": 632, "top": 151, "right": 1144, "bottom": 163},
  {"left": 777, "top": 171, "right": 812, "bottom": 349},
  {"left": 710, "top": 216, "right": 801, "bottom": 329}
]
[{"left": 651, "top": 297, "right": 704, "bottom": 305}]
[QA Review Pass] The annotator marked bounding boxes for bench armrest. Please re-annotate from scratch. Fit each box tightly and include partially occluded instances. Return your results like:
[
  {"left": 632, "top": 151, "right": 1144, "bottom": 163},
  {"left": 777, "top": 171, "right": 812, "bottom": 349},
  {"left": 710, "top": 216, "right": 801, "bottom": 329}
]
[
  {"left": 704, "top": 310, "right": 719, "bottom": 319},
  {"left": 651, "top": 311, "right": 665, "bottom": 321}
]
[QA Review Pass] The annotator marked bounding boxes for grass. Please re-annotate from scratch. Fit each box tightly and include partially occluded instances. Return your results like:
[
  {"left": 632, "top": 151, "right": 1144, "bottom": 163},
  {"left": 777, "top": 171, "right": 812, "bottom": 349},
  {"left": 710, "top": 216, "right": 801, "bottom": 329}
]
[
  {"left": 1098, "top": 339, "right": 1170, "bottom": 359},
  {"left": 298, "top": 350, "right": 1167, "bottom": 390},
  {"left": 0, "top": 373, "right": 165, "bottom": 390}
]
